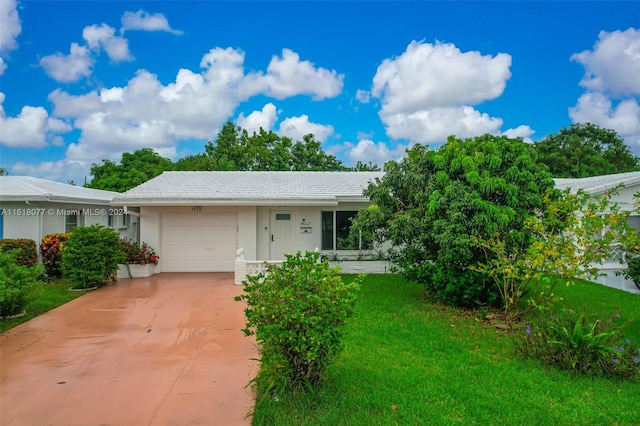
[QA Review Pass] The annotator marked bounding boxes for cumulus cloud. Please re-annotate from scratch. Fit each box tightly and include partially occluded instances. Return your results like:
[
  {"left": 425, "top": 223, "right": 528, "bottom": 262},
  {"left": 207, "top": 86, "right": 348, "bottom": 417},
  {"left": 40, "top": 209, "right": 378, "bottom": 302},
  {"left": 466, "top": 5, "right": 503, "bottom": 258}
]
[
  {"left": 0, "top": 0, "right": 21, "bottom": 75},
  {"left": 121, "top": 10, "right": 183, "bottom": 35},
  {"left": 278, "top": 115, "right": 335, "bottom": 143},
  {"left": 39, "top": 43, "right": 94, "bottom": 82},
  {"left": 382, "top": 106, "right": 504, "bottom": 144},
  {"left": 236, "top": 103, "right": 278, "bottom": 134},
  {"left": 569, "top": 92, "right": 640, "bottom": 147},
  {"left": 356, "top": 89, "right": 371, "bottom": 104},
  {"left": 12, "top": 159, "right": 91, "bottom": 185},
  {"left": 571, "top": 28, "right": 640, "bottom": 97},
  {"left": 45, "top": 47, "right": 342, "bottom": 162},
  {"left": 569, "top": 28, "right": 640, "bottom": 149},
  {"left": 82, "top": 24, "right": 133, "bottom": 62},
  {"left": 0, "top": 92, "right": 71, "bottom": 148},
  {"left": 243, "top": 49, "right": 344, "bottom": 100},
  {"left": 344, "top": 139, "right": 407, "bottom": 164},
  {"left": 501, "top": 125, "right": 535, "bottom": 142},
  {"left": 370, "top": 40, "right": 515, "bottom": 144}
]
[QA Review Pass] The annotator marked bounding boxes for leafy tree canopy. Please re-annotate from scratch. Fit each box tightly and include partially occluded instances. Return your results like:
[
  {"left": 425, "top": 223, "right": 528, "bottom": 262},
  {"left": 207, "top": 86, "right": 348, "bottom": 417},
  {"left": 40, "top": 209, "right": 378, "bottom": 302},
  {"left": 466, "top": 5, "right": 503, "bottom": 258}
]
[
  {"left": 351, "top": 134, "right": 557, "bottom": 307},
  {"left": 86, "top": 148, "right": 173, "bottom": 192},
  {"left": 87, "top": 122, "right": 374, "bottom": 191},
  {"left": 203, "top": 122, "right": 347, "bottom": 171},
  {"left": 534, "top": 123, "right": 640, "bottom": 178}
]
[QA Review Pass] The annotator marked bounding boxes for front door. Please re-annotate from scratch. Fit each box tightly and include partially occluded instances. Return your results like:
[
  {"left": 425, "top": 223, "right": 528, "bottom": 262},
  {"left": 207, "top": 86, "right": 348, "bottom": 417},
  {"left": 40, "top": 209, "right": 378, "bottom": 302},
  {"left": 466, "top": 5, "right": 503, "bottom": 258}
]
[{"left": 270, "top": 211, "right": 295, "bottom": 260}]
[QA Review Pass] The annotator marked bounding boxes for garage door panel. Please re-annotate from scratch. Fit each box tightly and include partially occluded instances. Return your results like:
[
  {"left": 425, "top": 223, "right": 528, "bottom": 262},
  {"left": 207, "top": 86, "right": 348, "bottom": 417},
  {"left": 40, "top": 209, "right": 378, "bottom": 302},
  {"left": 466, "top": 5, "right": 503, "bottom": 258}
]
[{"left": 161, "top": 213, "right": 238, "bottom": 272}]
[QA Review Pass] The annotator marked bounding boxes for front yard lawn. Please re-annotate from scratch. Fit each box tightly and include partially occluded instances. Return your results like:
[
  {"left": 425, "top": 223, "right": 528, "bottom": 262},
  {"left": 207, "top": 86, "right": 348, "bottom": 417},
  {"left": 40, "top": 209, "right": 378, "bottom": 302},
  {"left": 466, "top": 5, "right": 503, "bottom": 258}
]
[
  {"left": 0, "top": 279, "right": 89, "bottom": 334},
  {"left": 251, "top": 274, "right": 640, "bottom": 425}
]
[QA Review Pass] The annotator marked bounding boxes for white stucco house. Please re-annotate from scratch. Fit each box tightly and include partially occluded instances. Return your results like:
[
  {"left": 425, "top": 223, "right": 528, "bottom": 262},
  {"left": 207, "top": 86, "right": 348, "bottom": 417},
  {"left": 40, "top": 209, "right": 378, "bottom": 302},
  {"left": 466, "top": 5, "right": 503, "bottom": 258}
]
[
  {"left": 555, "top": 171, "right": 640, "bottom": 294},
  {"left": 0, "top": 176, "right": 138, "bottom": 244},
  {"left": 111, "top": 171, "right": 384, "bottom": 273}
]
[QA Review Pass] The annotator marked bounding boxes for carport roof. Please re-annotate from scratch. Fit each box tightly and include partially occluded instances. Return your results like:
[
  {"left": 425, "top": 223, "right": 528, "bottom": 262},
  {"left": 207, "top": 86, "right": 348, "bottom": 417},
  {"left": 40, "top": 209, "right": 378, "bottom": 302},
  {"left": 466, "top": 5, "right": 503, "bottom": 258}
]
[
  {"left": 112, "top": 171, "right": 385, "bottom": 206},
  {"left": 0, "top": 176, "right": 117, "bottom": 204}
]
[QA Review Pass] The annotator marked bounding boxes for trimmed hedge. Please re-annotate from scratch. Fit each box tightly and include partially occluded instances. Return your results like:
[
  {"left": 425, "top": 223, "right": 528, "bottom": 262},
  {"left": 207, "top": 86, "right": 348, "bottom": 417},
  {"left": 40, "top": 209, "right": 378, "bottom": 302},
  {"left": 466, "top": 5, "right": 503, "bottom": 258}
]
[{"left": 0, "top": 239, "right": 38, "bottom": 268}]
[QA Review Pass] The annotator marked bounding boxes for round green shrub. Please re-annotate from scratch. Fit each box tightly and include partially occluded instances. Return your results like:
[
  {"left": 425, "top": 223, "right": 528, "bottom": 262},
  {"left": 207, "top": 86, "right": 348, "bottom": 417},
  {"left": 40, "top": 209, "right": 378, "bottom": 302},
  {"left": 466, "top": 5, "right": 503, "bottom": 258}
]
[
  {"left": 0, "top": 251, "right": 40, "bottom": 317},
  {"left": 623, "top": 256, "right": 640, "bottom": 289},
  {"left": 236, "top": 251, "right": 361, "bottom": 395},
  {"left": 61, "top": 225, "right": 126, "bottom": 289}
]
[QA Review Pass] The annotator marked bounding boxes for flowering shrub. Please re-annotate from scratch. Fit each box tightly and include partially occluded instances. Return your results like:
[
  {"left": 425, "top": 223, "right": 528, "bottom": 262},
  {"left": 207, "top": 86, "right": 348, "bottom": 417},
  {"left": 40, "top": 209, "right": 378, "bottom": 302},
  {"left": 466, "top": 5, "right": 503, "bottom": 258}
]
[
  {"left": 40, "top": 233, "right": 71, "bottom": 278},
  {"left": 0, "top": 239, "right": 38, "bottom": 268},
  {"left": 121, "top": 240, "right": 159, "bottom": 265},
  {"left": 515, "top": 308, "right": 640, "bottom": 380}
]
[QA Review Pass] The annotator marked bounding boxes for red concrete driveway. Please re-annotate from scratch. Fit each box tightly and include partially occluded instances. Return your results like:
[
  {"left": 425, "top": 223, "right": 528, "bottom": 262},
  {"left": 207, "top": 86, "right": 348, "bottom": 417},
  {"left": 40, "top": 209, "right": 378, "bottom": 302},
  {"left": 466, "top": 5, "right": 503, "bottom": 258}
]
[{"left": 0, "top": 273, "right": 257, "bottom": 425}]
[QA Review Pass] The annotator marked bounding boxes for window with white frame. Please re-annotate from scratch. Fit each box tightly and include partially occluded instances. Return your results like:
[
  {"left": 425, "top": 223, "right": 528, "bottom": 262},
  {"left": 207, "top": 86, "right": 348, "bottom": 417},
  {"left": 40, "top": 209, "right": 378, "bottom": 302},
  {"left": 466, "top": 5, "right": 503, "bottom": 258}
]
[
  {"left": 108, "top": 214, "right": 129, "bottom": 229},
  {"left": 321, "top": 210, "right": 371, "bottom": 251},
  {"left": 65, "top": 211, "right": 82, "bottom": 232}
]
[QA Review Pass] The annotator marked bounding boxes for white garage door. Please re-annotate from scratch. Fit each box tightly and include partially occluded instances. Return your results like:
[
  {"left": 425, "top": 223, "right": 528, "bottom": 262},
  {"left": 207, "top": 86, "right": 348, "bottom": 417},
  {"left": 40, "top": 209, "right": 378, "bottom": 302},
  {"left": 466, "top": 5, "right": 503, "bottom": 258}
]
[{"left": 161, "top": 213, "right": 238, "bottom": 272}]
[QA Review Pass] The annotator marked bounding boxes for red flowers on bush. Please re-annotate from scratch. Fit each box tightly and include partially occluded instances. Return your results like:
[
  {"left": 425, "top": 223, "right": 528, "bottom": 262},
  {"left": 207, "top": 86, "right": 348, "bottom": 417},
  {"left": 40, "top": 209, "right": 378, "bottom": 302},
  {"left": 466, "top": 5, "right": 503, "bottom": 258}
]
[{"left": 121, "top": 240, "right": 159, "bottom": 265}]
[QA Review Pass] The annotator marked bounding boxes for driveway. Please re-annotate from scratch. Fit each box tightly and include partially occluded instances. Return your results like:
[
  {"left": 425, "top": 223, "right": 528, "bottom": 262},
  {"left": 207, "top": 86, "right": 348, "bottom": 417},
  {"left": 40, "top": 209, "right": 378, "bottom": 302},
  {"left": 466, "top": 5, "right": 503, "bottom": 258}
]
[{"left": 0, "top": 273, "right": 257, "bottom": 425}]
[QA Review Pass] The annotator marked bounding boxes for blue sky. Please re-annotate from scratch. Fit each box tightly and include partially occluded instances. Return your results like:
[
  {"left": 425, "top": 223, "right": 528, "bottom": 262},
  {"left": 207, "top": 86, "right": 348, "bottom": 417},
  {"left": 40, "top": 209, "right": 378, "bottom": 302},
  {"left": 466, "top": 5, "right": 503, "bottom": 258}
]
[{"left": 1, "top": 1, "right": 639, "bottom": 184}]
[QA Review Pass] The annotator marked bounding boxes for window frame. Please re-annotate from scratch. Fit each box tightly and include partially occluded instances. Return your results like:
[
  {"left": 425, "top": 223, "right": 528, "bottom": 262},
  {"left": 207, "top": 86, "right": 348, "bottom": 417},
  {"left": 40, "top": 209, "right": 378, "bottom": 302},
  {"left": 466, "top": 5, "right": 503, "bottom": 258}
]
[{"left": 321, "top": 210, "right": 371, "bottom": 251}]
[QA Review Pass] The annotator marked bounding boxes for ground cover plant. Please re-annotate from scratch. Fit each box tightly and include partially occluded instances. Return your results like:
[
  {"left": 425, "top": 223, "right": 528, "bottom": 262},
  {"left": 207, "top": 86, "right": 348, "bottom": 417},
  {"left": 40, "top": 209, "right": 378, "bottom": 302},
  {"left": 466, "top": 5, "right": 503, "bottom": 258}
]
[{"left": 250, "top": 274, "right": 640, "bottom": 425}]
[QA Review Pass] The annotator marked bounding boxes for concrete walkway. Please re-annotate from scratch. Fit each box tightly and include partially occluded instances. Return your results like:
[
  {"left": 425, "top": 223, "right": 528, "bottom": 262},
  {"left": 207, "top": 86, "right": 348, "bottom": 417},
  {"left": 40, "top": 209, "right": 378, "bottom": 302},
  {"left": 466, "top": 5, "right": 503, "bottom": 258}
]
[{"left": 0, "top": 273, "right": 257, "bottom": 425}]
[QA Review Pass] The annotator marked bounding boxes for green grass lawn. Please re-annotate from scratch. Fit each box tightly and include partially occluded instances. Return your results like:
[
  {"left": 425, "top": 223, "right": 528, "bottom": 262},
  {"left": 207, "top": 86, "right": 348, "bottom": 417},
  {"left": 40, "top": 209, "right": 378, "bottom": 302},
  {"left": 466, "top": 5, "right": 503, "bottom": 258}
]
[
  {"left": 0, "top": 279, "right": 88, "bottom": 334},
  {"left": 251, "top": 275, "right": 640, "bottom": 425}
]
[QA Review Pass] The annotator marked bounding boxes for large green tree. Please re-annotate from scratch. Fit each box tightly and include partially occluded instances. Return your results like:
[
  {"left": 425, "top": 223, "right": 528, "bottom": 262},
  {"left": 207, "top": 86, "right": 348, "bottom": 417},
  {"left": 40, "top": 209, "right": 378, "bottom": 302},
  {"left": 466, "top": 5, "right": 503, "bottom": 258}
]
[
  {"left": 86, "top": 148, "right": 173, "bottom": 192},
  {"left": 203, "top": 122, "right": 347, "bottom": 171},
  {"left": 351, "top": 134, "right": 557, "bottom": 307},
  {"left": 534, "top": 123, "right": 639, "bottom": 178}
]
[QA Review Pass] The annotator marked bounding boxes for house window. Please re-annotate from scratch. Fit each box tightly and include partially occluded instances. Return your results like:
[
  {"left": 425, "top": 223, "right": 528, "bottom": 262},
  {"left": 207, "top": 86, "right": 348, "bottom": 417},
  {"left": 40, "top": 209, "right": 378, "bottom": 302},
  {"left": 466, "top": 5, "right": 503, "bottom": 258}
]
[
  {"left": 108, "top": 214, "right": 129, "bottom": 229},
  {"left": 321, "top": 210, "right": 371, "bottom": 251},
  {"left": 65, "top": 211, "right": 82, "bottom": 232}
]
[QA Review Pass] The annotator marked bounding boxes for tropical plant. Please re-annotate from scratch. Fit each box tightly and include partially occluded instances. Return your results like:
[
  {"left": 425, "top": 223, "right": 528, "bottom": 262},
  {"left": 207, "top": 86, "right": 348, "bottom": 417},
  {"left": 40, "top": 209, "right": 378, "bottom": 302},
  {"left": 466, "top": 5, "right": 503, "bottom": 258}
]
[
  {"left": 516, "top": 308, "right": 640, "bottom": 379},
  {"left": 236, "top": 251, "right": 361, "bottom": 396},
  {"left": 40, "top": 233, "right": 71, "bottom": 278}
]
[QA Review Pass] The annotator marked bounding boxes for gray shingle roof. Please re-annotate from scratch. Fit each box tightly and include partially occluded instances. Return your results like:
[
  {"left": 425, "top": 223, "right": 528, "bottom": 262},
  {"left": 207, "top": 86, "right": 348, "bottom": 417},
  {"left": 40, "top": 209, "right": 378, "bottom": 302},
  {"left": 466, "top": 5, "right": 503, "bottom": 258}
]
[
  {"left": 112, "top": 171, "right": 384, "bottom": 206},
  {"left": 0, "top": 176, "right": 117, "bottom": 204},
  {"left": 554, "top": 171, "right": 640, "bottom": 194}
]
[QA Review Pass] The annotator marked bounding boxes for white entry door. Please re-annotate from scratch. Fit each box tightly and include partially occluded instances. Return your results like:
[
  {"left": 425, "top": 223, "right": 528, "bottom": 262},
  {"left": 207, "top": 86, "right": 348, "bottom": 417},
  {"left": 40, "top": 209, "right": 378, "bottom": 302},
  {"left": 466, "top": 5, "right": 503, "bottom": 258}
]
[{"left": 270, "top": 211, "right": 296, "bottom": 260}]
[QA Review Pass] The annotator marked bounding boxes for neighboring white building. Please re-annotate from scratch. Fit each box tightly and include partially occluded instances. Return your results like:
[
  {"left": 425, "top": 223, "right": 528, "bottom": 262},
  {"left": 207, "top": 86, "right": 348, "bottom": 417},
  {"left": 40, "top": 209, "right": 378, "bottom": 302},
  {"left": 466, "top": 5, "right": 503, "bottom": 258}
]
[
  {"left": 555, "top": 171, "right": 640, "bottom": 294},
  {"left": 0, "top": 176, "right": 138, "bottom": 244},
  {"left": 111, "top": 171, "right": 384, "bottom": 273}
]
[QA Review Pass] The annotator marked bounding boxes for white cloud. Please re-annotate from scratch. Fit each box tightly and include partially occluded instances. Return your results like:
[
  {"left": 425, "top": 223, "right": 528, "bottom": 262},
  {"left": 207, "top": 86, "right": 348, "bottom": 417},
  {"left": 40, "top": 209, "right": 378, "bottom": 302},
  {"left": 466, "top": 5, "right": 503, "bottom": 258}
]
[
  {"left": 382, "top": 106, "right": 503, "bottom": 144},
  {"left": 121, "top": 10, "right": 183, "bottom": 35},
  {"left": 571, "top": 28, "right": 640, "bottom": 97},
  {"left": 82, "top": 24, "right": 133, "bottom": 62},
  {"left": 0, "top": 0, "right": 21, "bottom": 75},
  {"left": 569, "top": 28, "right": 640, "bottom": 150},
  {"left": 370, "top": 40, "right": 514, "bottom": 144},
  {"left": 356, "top": 89, "right": 370, "bottom": 104},
  {"left": 278, "top": 115, "right": 334, "bottom": 143},
  {"left": 0, "top": 0, "right": 20, "bottom": 53},
  {"left": 344, "top": 139, "right": 407, "bottom": 164},
  {"left": 46, "top": 47, "right": 343, "bottom": 164},
  {"left": 242, "top": 48, "right": 344, "bottom": 100},
  {"left": 372, "top": 40, "right": 511, "bottom": 114},
  {"left": 236, "top": 103, "right": 278, "bottom": 134},
  {"left": 0, "top": 92, "right": 71, "bottom": 148},
  {"left": 501, "top": 125, "right": 535, "bottom": 143},
  {"left": 39, "top": 43, "right": 94, "bottom": 82},
  {"left": 11, "top": 159, "right": 90, "bottom": 185},
  {"left": 569, "top": 92, "right": 640, "bottom": 147}
]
